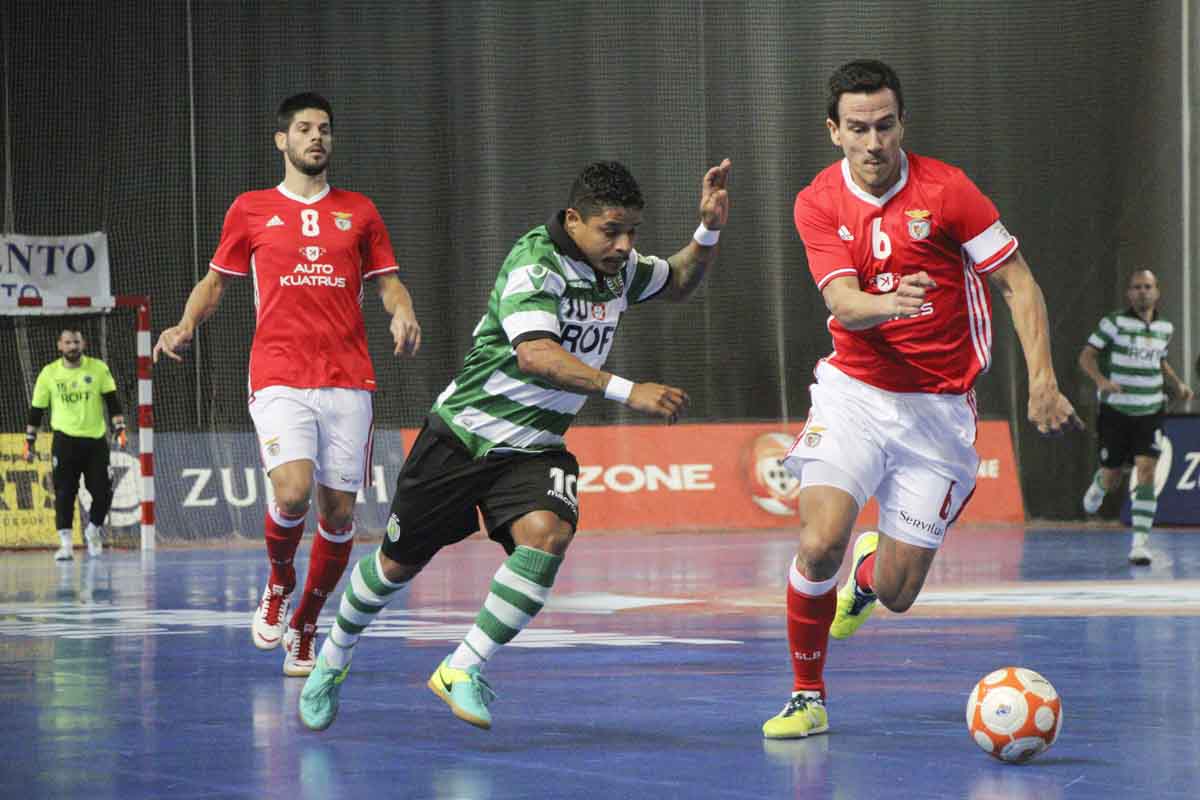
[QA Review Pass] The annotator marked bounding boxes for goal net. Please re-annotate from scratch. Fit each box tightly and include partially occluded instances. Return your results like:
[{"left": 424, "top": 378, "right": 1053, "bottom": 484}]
[{"left": 0, "top": 297, "right": 154, "bottom": 550}]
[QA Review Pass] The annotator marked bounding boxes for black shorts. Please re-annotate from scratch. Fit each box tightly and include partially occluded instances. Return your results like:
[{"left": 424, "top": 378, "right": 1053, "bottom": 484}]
[
  {"left": 1097, "top": 405, "right": 1162, "bottom": 468},
  {"left": 381, "top": 416, "right": 580, "bottom": 565}
]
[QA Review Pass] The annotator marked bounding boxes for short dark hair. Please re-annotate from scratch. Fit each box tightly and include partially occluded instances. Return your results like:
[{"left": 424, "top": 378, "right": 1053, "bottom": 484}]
[
  {"left": 568, "top": 161, "right": 645, "bottom": 219},
  {"left": 827, "top": 60, "right": 904, "bottom": 124},
  {"left": 1127, "top": 268, "right": 1157, "bottom": 287},
  {"left": 277, "top": 92, "right": 334, "bottom": 132}
]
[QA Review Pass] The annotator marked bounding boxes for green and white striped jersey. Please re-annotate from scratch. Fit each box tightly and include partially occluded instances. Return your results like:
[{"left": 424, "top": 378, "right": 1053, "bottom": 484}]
[
  {"left": 1086, "top": 309, "right": 1173, "bottom": 416},
  {"left": 432, "top": 211, "right": 672, "bottom": 457}
]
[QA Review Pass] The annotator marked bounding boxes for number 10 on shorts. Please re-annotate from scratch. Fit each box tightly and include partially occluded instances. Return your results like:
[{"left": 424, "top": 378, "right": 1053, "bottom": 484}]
[{"left": 550, "top": 466, "right": 578, "bottom": 505}]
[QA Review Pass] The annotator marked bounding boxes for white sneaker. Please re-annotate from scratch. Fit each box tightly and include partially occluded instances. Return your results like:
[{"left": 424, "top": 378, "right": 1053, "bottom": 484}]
[
  {"left": 251, "top": 583, "right": 292, "bottom": 650},
  {"left": 283, "top": 624, "right": 318, "bottom": 677},
  {"left": 1082, "top": 478, "right": 1105, "bottom": 514},
  {"left": 1128, "top": 532, "right": 1152, "bottom": 566},
  {"left": 85, "top": 527, "right": 103, "bottom": 557},
  {"left": 54, "top": 544, "right": 74, "bottom": 561}
]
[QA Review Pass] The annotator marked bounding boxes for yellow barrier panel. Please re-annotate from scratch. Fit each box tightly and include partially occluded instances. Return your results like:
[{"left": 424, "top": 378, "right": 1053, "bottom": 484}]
[{"left": 0, "top": 433, "right": 81, "bottom": 548}]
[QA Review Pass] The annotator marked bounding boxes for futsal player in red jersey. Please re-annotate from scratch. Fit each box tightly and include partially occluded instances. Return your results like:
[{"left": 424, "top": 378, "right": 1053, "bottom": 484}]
[
  {"left": 154, "top": 93, "right": 421, "bottom": 677},
  {"left": 762, "top": 61, "right": 1081, "bottom": 738}
]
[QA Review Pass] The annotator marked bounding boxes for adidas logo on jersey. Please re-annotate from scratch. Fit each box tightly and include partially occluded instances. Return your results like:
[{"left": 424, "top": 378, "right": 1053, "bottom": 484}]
[
  {"left": 267, "top": 215, "right": 284, "bottom": 227},
  {"left": 837, "top": 225, "right": 854, "bottom": 241}
]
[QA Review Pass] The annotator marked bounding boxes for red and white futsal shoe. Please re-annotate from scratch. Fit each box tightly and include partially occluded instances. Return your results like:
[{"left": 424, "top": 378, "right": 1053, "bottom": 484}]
[
  {"left": 251, "top": 583, "right": 291, "bottom": 650},
  {"left": 283, "top": 623, "right": 318, "bottom": 677}
]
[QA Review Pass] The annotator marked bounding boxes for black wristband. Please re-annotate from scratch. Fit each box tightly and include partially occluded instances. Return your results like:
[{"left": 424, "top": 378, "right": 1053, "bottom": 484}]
[{"left": 25, "top": 431, "right": 36, "bottom": 442}]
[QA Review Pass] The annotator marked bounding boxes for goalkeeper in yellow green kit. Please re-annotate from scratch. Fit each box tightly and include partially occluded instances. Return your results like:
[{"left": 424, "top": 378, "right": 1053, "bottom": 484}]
[{"left": 24, "top": 329, "right": 127, "bottom": 560}]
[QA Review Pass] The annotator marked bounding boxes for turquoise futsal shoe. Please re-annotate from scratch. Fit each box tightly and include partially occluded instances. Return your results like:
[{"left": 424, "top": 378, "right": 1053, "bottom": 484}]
[{"left": 298, "top": 655, "right": 350, "bottom": 731}]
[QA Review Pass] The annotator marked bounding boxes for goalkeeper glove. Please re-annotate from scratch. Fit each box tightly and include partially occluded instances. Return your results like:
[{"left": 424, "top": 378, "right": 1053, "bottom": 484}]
[
  {"left": 113, "top": 422, "right": 128, "bottom": 450},
  {"left": 23, "top": 432, "right": 36, "bottom": 462}
]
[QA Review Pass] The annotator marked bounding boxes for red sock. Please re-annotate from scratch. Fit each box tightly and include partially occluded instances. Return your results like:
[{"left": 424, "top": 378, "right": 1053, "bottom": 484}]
[
  {"left": 854, "top": 552, "right": 877, "bottom": 594},
  {"left": 264, "top": 505, "right": 306, "bottom": 593},
  {"left": 290, "top": 518, "right": 354, "bottom": 631},
  {"left": 787, "top": 581, "right": 837, "bottom": 696}
]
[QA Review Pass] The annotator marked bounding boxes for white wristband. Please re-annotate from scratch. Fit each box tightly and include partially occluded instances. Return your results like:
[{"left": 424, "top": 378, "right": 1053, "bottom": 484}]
[
  {"left": 693, "top": 223, "right": 720, "bottom": 246},
  {"left": 604, "top": 375, "right": 634, "bottom": 404}
]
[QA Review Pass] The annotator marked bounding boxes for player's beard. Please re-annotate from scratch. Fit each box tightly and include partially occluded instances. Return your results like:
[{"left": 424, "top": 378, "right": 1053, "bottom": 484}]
[
  {"left": 62, "top": 350, "right": 82, "bottom": 364},
  {"left": 287, "top": 146, "right": 329, "bottom": 177}
]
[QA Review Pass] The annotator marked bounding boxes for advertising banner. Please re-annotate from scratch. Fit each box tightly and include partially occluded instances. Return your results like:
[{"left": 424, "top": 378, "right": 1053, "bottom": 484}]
[
  {"left": 1120, "top": 414, "right": 1200, "bottom": 525},
  {"left": 1, "top": 422, "right": 1024, "bottom": 548},
  {"left": 0, "top": 433, "right": 80, "bottom": 547},
  {"left": 0, "top": 232, "right": 112, "bottom": 311},
  {"left": 563, "top": 420, "right": 1024, "bottom": 532},
  {"left": 0, "top": 431, "right": 409, "bottom": 548}
]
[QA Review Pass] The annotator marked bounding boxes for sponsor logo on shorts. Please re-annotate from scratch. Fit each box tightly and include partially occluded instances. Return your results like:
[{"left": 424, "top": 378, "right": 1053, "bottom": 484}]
[
  {"left": 899, "top": 509, "right": 944, "bottom": 538},
  {"left": 386, "top": 514, "right": 401, "bottom": 542},
  {"left": 873, "top": 272, "right": 896, "bottom": 292},
  {"left": 546, "top": 489, "right": 578, "bottom": 511}
]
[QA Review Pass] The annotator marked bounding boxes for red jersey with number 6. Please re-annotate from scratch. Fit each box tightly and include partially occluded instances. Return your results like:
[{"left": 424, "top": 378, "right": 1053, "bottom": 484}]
[
  {"left": 794, "top": 151, "right": 1018, "bottom": 394},
  {"left": 209, "top": 184, "right": 399, "bottom": 393}
]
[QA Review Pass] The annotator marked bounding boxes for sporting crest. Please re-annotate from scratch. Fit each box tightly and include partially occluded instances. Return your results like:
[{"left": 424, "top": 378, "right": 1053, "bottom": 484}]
[{"left": 603, "top": 272, "right": 625, "bottom": 296}]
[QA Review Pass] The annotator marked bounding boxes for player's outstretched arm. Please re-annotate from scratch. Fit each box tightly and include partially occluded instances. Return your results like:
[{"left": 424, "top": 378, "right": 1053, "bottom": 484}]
[
  {"left": 989, "top": 252, "right": 1083, "bottom": 436},
  {"left": 153, "top": 270, "right": 228, "bottom": 363},
  {"left": 515, "top": 338, "right": 688, "bottom": 424},
  {"left": 662, "top": 158, "right": 732, "bottom": 301},
  {"left": 377, "top": 273, "right": 421, "bottom": 356},
  {"left": 821, "top": 273, "right": 937, "bottom": 330}
]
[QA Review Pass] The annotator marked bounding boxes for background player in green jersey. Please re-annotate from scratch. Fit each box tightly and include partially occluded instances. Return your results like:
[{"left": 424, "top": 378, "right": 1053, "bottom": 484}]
[
  {"left": 1079, "top": 269, "right": 1193, "bottom": 564},
  {"left": 23, "top": 329, "right": 128, "bottom": 560},
  {"left": 298, "top": 157, "right": 732, "bottom": 732}
]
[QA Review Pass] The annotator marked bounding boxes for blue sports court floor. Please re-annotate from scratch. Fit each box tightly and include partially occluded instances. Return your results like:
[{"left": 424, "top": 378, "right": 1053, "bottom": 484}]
[{"left": 2, "top": 525, "right": 1198, "bottom": 799}]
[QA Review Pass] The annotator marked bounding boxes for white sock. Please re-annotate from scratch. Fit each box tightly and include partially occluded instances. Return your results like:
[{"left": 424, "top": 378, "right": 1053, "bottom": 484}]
[
  {"left": 85, "top": 523, "right": 100, "bottom": 539},
  {"left": 58, "top": 529, "right": 72, "bottom": 546}
]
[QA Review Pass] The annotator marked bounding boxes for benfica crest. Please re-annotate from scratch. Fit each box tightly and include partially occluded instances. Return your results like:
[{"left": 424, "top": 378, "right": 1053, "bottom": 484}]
[
  {"left": 905, "top": 209, "right": 932, "bottom": 241},
  {"left": 332, "top": 211, "right": 353, "bottom": 231}
]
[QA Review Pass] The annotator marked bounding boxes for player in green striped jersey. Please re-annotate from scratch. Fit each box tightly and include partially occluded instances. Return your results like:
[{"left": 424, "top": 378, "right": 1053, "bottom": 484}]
[
  {"left": 1079, "top": 269, "right": 1193, "bottom": 564},
  {"left": 299, "top": 158, "right": 732, "bottom": 731}
]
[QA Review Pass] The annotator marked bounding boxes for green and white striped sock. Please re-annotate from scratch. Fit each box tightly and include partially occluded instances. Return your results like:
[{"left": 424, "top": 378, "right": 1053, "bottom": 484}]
[
  {"left": 1131, "top": 484, "right": 1157, "bottom": 537},
  {"left": 449, "top": 545, "right": 563, "bottom": 670},
  {"left": 319, "top": 548, "right": 407, "bottom": 670}
]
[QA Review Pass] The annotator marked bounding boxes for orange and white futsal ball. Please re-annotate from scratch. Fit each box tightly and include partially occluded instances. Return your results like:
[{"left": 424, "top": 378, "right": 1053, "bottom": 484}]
[{"left": 966, "top": 667, "right": 1063, "bottom": 764}]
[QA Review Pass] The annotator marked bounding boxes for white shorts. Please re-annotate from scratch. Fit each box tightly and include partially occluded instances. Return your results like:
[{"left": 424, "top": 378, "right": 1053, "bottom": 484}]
[
  {"left": 248, "top": 385, "right": 374, "bottom": 493},
  {"left": 782, "top": 361, "right": 979, "bottom": 548}
]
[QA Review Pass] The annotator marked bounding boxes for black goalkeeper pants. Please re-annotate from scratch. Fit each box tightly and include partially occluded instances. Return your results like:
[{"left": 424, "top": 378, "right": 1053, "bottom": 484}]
[{"left": 51, "top": 432, "right": 112, "bottom": 531}]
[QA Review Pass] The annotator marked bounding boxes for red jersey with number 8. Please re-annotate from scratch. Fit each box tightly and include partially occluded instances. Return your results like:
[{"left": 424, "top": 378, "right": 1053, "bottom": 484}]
[
  {"left": 794, "top": 151, "right": 1018, "bottom": 394},
  {"left": 209, "top": 184, "right": 399, "bottom": 393}
]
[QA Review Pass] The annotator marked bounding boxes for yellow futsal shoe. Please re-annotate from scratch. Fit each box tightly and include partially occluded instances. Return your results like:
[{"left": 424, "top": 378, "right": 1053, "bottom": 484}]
[
  {"left": 829, "top": 531, "right": 879, "bottom": 640},
  {"left": 428, "top": 656, "right": 497, "bottom": 730},
  {"left": 762, "top": 692, "right": 828, "bottom": 739}
]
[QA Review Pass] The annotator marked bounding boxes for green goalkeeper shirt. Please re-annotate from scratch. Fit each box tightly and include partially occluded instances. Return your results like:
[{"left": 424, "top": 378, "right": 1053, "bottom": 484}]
[
  {"left": 31, "top": 356, "right": 117, "bottom": 439},
  {"left": 432, "top": 211, "right": 671, "bottom": 458}
]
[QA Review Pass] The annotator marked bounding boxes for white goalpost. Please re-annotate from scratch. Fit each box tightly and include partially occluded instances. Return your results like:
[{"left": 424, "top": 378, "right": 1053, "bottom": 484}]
[{"left": 9, "top": 294, "right": 156, "bottom": 550}]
